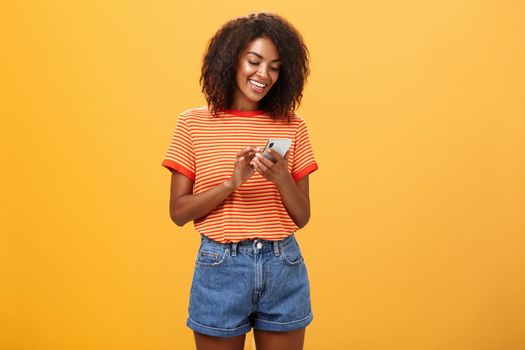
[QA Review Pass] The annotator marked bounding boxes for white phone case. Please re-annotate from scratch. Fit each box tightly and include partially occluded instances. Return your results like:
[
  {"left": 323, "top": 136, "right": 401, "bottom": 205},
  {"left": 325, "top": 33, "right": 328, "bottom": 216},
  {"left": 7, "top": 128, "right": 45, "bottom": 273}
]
[{"left": 262, "top": 138, "right": 292, "bottom": 162}]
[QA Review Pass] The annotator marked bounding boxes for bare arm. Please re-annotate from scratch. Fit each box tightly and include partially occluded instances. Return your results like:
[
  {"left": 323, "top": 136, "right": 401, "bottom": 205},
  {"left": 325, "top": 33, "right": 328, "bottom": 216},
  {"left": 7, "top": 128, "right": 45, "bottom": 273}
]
[
  {"left": 277, "top": 174, "right": 311, "bottom": 229},
  {"left": 169, "top": 171, "right": 236, "bottom": 226},
  {"left": 169, "top": 146, "right": 258, "bottom": 226}
]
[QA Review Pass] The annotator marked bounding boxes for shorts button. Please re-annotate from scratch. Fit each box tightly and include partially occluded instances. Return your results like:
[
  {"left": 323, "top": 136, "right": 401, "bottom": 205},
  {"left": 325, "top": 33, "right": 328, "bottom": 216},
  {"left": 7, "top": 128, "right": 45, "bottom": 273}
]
[{"left": 256, "top": 242, "right": 262, "bottom": 249}]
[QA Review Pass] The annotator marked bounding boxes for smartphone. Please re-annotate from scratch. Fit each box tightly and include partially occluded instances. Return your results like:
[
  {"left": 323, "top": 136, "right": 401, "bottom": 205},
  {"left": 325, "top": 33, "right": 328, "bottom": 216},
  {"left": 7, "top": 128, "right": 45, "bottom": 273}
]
[{"left": 261, "top": 138, "right": 291, "bottom": 163}]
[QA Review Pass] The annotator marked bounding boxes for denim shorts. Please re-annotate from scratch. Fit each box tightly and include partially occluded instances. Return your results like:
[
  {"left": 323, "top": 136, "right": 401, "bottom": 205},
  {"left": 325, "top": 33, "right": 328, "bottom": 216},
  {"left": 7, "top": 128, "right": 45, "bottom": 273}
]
[{"left": 186, "top": 232, "right": 313, "bottom": 338}]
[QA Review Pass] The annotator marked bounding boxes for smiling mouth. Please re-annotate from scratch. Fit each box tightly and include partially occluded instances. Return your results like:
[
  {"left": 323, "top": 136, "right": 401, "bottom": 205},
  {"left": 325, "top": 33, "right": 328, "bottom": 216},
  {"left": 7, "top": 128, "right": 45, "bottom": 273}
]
[
  {"left": 248, "top": 79, "right": 268, "bottom": 93},
  {"left": 249, "top": 79, "right": 268, "bottom": 87}
]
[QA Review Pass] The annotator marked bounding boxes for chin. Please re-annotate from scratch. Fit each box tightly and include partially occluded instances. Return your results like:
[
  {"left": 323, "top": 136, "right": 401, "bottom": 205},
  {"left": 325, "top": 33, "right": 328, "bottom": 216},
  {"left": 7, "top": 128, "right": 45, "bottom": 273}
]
[{"left": 245, "top": 92, "right": 266, "bottom": 103}]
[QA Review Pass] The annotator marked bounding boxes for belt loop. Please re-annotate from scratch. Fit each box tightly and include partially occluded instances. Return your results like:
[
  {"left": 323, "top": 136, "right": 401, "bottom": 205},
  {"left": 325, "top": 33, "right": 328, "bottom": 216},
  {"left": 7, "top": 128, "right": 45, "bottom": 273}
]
[
  {"left": 273, "top": 240, "right": 280, "bottom": 256},
  {"left": 231, "top": 242, "right": 238, "bottom": 256}
]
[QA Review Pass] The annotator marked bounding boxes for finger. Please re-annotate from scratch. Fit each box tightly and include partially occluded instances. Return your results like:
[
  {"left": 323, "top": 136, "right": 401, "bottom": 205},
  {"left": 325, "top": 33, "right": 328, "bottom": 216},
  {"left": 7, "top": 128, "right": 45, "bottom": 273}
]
[
  {"left": 255, "top": 152, "right": 274, "bottom": 168},
  {"left": 248, "top": 154, "right": 257, "bottom": 165},
  {"left": 268, "top": 148, "right": 283, "bottom": 162},
  {"left": 254, "top": 157, "right": 269, "bottom": 172},
  {"left": 250, "top": 158, "right": 258, "bottom": 169},
  {"left": 255, "top": 162, "right": 271, "bottom": 181},
  {"left": 253, "top": 161, "right": 264, "bottom": 175},
  {"left": 238, "top": 146, "right": 256, "bottom": 156}
]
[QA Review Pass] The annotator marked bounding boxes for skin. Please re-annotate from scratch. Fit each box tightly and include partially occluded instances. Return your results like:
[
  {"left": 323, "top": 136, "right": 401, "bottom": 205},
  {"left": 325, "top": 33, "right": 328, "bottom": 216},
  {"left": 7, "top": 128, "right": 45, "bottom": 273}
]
[
  {"left": 231, "top": 36, "right": 282, "bottom": 111},
  {"left": 169, "top": 36, "right": 310, "bottom": 349}
]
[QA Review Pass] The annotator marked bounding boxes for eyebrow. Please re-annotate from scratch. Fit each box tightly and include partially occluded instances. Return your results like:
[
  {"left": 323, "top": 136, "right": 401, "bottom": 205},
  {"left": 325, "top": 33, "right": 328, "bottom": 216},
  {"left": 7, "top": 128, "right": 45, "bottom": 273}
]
[{"left": 247, "top": 51, "right": 281, "bottom": 63}]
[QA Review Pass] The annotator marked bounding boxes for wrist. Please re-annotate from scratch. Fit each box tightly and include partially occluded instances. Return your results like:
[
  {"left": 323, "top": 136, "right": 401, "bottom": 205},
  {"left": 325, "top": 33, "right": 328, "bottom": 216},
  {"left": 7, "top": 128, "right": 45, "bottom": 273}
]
[
  {"left": 224, "top": 179, "right": 236, "bottom": 191},
  {"left": 277, "top": 172, "right": 294, "bottom": 189}
]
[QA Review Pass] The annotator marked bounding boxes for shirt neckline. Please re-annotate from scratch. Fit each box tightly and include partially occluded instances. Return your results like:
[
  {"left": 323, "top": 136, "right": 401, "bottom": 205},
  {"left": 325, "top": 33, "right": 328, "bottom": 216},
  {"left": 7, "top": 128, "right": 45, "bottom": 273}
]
[{"left": 219, "top": 108, "right": 266, "bottom": 116}]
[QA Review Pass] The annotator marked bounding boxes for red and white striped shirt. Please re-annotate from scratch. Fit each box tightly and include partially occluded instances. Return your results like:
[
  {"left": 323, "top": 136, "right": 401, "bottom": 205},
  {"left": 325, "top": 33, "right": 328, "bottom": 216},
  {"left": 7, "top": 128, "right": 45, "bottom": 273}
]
[{"left": 162, "top": 105, "right": 319, "bottom": 243}]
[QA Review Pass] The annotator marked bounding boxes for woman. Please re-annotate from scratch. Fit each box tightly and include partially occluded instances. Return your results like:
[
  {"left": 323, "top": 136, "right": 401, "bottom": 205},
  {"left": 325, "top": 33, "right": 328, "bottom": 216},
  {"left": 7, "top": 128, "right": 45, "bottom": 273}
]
[{"left": 162, "top": 12, "right": 319, "bottom": 350}]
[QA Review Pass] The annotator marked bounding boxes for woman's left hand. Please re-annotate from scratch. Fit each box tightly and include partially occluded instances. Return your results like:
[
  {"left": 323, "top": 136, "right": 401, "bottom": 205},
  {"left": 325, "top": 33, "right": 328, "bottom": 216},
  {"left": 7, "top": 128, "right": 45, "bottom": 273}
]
[{"left": 250, "top": 148, "right": 292, "bottom": 187}]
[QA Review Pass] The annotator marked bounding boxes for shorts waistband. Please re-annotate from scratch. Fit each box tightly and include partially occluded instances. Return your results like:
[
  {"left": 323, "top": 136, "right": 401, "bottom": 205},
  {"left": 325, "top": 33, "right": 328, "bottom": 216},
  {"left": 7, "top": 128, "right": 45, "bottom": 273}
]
[{"left": 199, "top": 233, "right": 296, "bottom": 257}]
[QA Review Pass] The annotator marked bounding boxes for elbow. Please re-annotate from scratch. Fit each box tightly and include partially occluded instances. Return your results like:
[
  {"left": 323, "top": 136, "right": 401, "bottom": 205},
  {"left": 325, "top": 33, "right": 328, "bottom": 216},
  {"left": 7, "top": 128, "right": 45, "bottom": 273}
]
[
  {"left": 297, "top": 220, "right": 309, "bottom": 229},
  {"left": 171, "top": 217, "right": 183, "bottom": 227},
  {"left": 173, "top": 217, "right": 186, "bottom": 227},
  {"left": 297, "top": 214, "right": 311, "bottom": 229},
  {"left": 297, "top": 202, "right": 311, "bottom": 229},
  {"left": 170, "top": 199, "right": 187, "bottom": 227},
  {"left": 170, "top": 211, "right": 186, "bottom": 227}
]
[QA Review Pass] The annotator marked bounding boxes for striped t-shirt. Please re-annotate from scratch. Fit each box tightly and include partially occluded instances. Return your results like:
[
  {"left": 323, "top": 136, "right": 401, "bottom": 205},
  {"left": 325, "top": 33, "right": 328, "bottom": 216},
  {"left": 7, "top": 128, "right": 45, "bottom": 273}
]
[{"left": 161, "top": 105, "right": 319, "bottom": 243}]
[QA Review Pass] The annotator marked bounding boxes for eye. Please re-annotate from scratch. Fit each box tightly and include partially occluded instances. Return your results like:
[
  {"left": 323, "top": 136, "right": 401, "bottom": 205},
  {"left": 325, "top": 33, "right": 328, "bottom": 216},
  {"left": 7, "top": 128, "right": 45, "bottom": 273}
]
[{"left": 248, "top": 60, "right": 280, "bottom": 72}]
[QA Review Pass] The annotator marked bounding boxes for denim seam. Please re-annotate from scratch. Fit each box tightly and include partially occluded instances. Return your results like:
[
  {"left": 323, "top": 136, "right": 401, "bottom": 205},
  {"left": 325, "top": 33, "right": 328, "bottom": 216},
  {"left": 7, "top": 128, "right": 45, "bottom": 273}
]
[
  {"left": 199, "top": 250, "right": 219, "bottom": 259},
  {"left": 256, "top": 311, "right": 312, "bottom": 325},
  {"left": 253, "top": 249, "right": 258, "bottom": 306},
  {"left": 259, "top": 269, "right": 269, "bottom": 300},
  {"left": 280, "top": 239, "right": 303, "bottom": 265},
  {"left": 281, "top": 251, "right": 304, "bottom": 265},
  {"left": 188, "top": 317, "right": 250, "bottom": 331},
  {"left": 196, "top": 248, "right": 230, "bottom": 267},
  {"left": 279, "top": 235, "right": 295, "bottom": 249}
]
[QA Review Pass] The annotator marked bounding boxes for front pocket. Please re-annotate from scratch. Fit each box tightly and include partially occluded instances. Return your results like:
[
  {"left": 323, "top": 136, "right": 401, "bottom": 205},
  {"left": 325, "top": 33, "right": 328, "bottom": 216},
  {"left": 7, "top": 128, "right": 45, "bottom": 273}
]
[
  {"left": 280, "top": 239, "right": 304, "bottom": 266},
  {"left": 196, "top": 247, "right": 229, "bottom": 268}
]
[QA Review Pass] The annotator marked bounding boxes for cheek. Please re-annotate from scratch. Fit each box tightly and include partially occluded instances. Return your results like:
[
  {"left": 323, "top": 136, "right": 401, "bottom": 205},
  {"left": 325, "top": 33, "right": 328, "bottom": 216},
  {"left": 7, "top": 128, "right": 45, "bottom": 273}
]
[
  {"left": 269, "top": 72, "right": 280, "bottom": 87},
  {"left": 238, "top": 62, "right": 255, "bottom": 77}
]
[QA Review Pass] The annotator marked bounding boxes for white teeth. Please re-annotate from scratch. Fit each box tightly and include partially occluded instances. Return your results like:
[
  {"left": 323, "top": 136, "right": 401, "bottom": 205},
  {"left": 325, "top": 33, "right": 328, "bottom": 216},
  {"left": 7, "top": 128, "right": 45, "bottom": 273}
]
[{"left": 249, "top": 79, "right": 267, "bottom": 88}]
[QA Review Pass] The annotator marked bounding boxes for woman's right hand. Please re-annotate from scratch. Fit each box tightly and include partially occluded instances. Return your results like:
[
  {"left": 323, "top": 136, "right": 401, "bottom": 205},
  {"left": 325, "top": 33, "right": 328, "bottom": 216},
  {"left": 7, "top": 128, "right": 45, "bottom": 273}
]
[{"left": 228, "top": 146, "right": 260, "bottom": 189}]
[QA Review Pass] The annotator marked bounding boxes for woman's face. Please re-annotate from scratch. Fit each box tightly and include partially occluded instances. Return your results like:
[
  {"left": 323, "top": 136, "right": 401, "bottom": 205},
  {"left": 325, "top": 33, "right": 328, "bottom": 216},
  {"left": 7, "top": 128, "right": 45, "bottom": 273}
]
[{"left": 232, "top": 37, "right": 281, "bottom": 111}]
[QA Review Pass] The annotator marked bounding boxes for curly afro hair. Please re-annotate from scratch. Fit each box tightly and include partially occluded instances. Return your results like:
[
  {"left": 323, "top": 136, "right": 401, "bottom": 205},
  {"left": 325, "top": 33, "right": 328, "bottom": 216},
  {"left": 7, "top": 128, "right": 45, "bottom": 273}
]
[{"left": 199, "top": 12, "right": 310, "bottom": 123}]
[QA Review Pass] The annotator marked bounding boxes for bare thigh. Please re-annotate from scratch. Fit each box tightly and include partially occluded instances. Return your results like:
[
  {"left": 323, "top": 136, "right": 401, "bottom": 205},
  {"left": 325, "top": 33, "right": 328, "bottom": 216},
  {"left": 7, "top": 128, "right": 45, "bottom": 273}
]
[
  {"left": 254, "top": 327, "right": 306, "bottom": 350},
  {"left": 193, "top": 331, "right": 246, "bottom": 350}
]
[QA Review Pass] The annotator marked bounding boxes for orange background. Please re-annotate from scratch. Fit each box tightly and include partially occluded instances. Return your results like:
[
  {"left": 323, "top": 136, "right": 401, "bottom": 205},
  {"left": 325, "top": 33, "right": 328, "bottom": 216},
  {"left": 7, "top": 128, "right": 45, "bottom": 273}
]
[{"left": 1, "top": 1, "right": 524, "bottom": 349}]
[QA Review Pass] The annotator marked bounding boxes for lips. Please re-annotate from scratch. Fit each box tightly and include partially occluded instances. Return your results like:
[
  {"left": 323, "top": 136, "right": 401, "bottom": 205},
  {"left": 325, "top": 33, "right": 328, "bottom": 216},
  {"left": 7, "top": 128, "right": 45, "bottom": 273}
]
[{"left": 248, "top": 79, "right": 267, "bottom": 93}]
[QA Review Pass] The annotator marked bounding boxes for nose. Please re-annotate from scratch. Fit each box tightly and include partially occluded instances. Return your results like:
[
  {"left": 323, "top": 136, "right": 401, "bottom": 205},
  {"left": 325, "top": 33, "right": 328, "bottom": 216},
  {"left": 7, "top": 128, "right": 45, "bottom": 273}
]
[{"left": 257, "top": 64, "right": 269, "bottom": 79}]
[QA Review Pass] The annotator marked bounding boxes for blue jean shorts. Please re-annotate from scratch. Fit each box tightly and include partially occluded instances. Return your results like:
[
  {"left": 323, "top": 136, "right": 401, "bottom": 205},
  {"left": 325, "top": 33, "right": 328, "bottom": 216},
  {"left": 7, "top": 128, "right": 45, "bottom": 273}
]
[{"left": 186, "top": 232, "right": 313, "bottom": 338}]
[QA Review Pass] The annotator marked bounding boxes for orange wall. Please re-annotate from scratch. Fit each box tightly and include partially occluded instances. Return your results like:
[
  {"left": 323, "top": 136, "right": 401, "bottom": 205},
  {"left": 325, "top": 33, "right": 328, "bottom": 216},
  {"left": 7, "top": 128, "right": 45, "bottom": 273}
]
[{"left": 1, "top": 1, "right": 524, "bottom": 349}]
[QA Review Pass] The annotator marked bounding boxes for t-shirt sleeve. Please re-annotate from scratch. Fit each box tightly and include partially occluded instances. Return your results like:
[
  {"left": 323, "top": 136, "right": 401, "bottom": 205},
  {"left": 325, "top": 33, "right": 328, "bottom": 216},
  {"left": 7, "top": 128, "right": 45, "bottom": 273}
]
[
  {"left": 161, "top": 114, "right": 196, "bottom": 181},
  {"left": 291, "top": 118, "right": 319, "bottom": 181}
]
